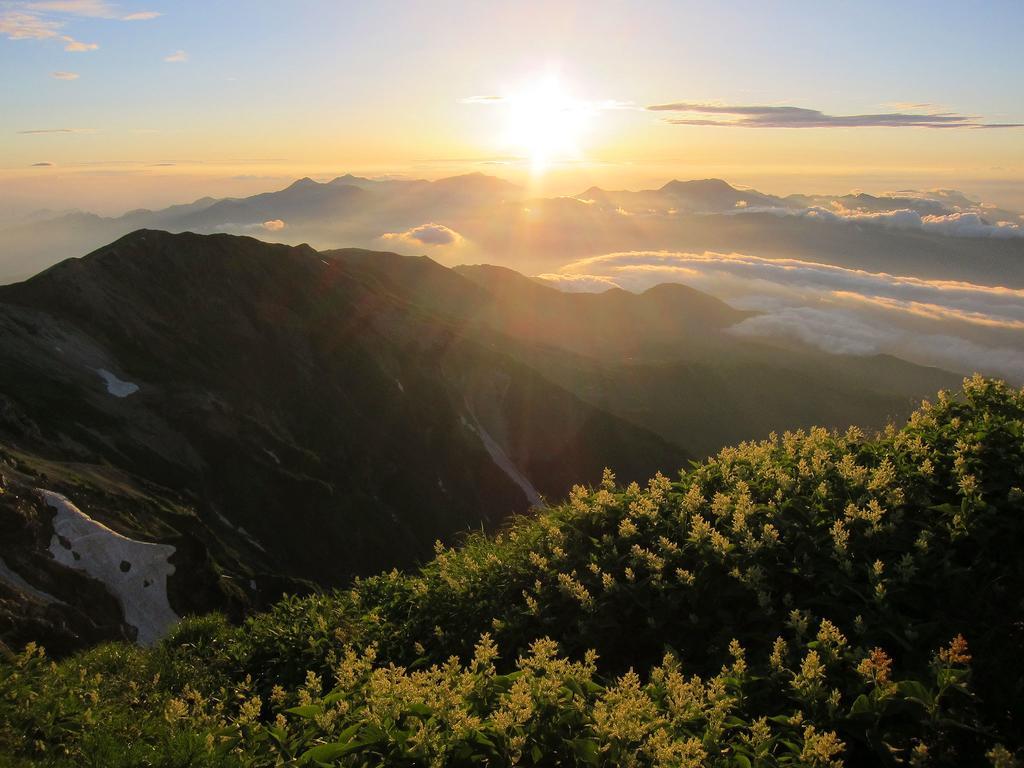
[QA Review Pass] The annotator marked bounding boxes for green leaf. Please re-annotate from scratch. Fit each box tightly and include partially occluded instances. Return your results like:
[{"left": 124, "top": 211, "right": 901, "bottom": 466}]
[
  {"left": 849, "top": 694, "right": 874, "bottom": 716},
  {"left": 300, "top": 729, "right": 369, "bottom": 764},
  {"left": 898, "top": 680, "right": 935, "bottom": 709},
  {"left": 286, "top": 704, "right": 323, "bottom": 719},
  {"left": 569, "top": 737, "right": 600, "bottom": 764},
  {"left": 302, "top": 742, "right": 350, "bottom": 763}
]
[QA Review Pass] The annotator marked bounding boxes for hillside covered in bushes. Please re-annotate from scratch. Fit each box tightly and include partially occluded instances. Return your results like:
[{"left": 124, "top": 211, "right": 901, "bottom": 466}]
[{"left": 2, "top": 376, "right": 1023, "bottom": 767}]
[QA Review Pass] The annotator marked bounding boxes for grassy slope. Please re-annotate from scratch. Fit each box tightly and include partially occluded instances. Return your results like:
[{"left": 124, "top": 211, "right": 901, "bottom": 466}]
[{"left": 1, "top": 377, "right": 1022, "bottom": 767}]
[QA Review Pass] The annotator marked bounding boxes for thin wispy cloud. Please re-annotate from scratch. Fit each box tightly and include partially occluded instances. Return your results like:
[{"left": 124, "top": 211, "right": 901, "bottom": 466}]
[
  {"left": 30, "top": 161, "right": 55, "bottom": 166},
  {"left": 1, "top": 1, "right": 158, "bottom": 51},
  {"left": 26, "top": 1, "right": 159, "bottom": 20},
  {"left": 17, "top": 127, "right": 93, "bottom": 134},
  {"left": 164, "top": 49, "right": 187, "bottom": 63},
  {"left": 535, "top": 273, "right": 621, "bottom": 293},
  {"left": 50, "top": 70, "right": 79, "bottom": 79},
  {"left": 647, "top": 102, "right": 1023, "bottom": 129},
  {"left": 26, "top": 0, "right": 112, "bottom": 13},
  {"left": 882, "top": 102, "right": 945, "bottom": 112},
  {"left": 62, "top": 38, "right": 96, "bottom": 50}
]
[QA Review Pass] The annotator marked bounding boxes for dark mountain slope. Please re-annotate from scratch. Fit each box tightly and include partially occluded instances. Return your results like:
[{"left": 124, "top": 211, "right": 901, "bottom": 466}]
[
  {"left": 0, "top": 230, "right": 685, "bottom": 650},
  {"left": 0, "top": 231, "right": 965, "bottom": 653},
  {"left": 452, "top": 262, "right": 749, "bottom": 359},
  {"left": 329, "top": 253, "right": 960, "bottom": 456},
  {"left": 520, "top": 345, "right": 961, "bottom": 457}
]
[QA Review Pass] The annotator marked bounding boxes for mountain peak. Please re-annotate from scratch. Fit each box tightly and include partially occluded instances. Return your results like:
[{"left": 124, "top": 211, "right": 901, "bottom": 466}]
[
  {"left": 432, "top": 172, "right": 521, "bottom": 190},
  {"left": 328, "top": 173, "right": 372, "bottom": 185},
  {"left": 285, "top": 177, "right": 321, "bottom": 190},
  {"left": 660, "top": 178, "right": 736, "bottom": 193}
]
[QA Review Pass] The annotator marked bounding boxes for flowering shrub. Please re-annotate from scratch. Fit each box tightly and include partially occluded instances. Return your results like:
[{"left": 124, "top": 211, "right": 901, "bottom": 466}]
[{"left": 1, "top": 376, "right": 1022, "bottom": 766}]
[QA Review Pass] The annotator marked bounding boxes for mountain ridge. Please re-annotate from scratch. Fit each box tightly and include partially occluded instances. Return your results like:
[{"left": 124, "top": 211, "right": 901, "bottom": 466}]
[
  {"left": 0, "top": 229, "right": 969, "bottom": 652},
  {"left": 0, "top": 229, "right": 689, "bottom": 650}
]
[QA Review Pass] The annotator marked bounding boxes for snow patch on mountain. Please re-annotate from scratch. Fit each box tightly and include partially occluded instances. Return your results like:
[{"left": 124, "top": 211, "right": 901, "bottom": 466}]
[
  {"left": 212, "top": 509, "right": 268, "bottom": 553},
  {"left": 96, "top": 368, "right": 139, "bottom": 397},
  {"left": 43, "top": 490, "right": 177, "bottom": 645},
  {"left": 462, "top": 413, "right": 543, "bottom": 508}
]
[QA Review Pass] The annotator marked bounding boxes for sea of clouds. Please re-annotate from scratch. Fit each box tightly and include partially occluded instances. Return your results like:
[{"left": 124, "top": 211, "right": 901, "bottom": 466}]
[{"left": 539, "top": 250, "right": 1024, "bottom": 381}]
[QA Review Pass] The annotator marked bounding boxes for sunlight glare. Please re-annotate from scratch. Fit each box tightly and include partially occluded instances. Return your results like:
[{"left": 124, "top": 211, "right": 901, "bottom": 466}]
[{"left": 501, "top": 75, "right": 591, "bottom": 174}]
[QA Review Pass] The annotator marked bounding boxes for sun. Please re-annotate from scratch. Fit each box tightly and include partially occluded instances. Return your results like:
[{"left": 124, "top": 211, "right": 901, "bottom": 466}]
[{"left": 501, "top": 75, "right": 590, "bottom": 173}]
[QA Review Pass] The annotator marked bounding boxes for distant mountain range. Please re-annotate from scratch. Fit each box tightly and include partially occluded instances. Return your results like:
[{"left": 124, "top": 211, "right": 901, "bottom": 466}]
[
  {"left": 2, "top": 174, "right": 1021, "bottom": 285},
  {"left": 0, "top": 230, "right": 958, "bottom": 651}
]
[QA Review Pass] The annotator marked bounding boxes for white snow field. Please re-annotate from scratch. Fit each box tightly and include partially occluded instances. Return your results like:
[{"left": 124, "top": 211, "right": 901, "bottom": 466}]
[{"left": 43, "top": 490, "right": 178, "bottom": 645}]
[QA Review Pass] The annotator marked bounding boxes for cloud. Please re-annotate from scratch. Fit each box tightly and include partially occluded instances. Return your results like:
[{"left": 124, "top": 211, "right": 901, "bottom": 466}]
[
  {"left": 163, "top": 49, "right": 187, "bottom": 63},
  {"left": 17, "top": 127, "right": 92, "bottom": 134},
  {"left": 0, "top": 10, "right": 60, "bottom": 38},
  {"left": 728, "top": 306, "right": 1024, "bottom": 377},
  {"left": 831, "top": 291, "right": 1024, "bottom": 330},
  {"left": 883, "top": 102, "right": 943, "bottom": 111},
  {"left": 381, "top": 223, "right": 464, "bottom": 247},
  {"left": 721, "top": 194, "right": 1023, "bottom": 239},
  {"left": 63, "top": 37, "right": 97, "bottom": 50},
  {"left": 1, "top": 2, "right": 154, "bottom": 51},
  {"left": 534, "top": 273, "right": 622, "bottom": 293},
  {"left": 647, "top": 102, "right": 1023, "bottom": 129},
  {"left": 0, "top": 8, "right": 95, "bottom": 49},
  {"left": 802, "top": 206, "right": 1024, "bottom": 239},
  {"left": 50, "top": 70, "right": 79, "bottom": 79},
  {"left": 554, "top": 250, "right": 1024, "bottom": 380},
  {"left": 30, "top": 161, "right": 54, "bottom": 166},
  {"left": 27, "top": 1, "right": 111, "bottom": 13},
  {"left": 213, "top": 221, "right": 289, "bottom": 235},
  {"left": 26, "top": 1, "right": 159, "bottom": 19},
  {"left": 560, "top": 251, "right": 1024, "bottom": 322}
]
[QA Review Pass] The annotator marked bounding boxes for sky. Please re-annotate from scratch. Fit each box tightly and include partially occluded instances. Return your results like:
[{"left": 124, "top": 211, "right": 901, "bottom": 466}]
[{"left": 2, "top": 0, "right": 1023, "bottom": 216}]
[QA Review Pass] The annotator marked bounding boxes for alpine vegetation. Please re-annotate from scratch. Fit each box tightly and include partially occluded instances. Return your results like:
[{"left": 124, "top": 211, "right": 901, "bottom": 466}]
[{"left": 1, "top": 376, "right": 1022, "bottom": 766}]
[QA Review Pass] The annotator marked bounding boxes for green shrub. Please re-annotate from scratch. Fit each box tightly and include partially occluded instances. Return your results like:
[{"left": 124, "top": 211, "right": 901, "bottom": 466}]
[{"left": 2, "top": 376, "right": 1022, "bottom": 766}]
